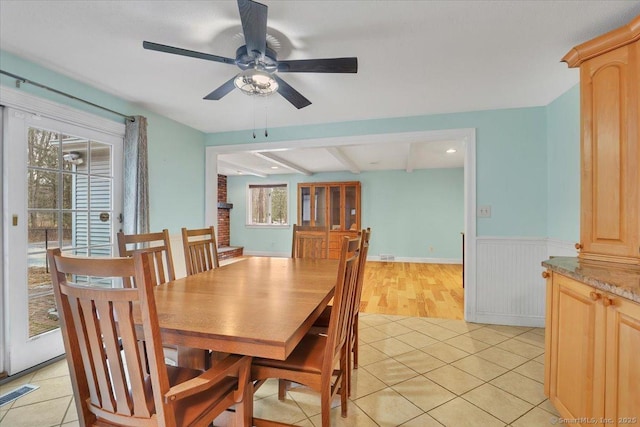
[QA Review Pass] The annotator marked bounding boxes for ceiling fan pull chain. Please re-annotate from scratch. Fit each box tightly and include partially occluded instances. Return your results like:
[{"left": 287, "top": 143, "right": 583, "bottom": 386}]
[
  {"left": 252, "top": 96, "right": 257, "bottom": 139},
  {"left": 265, "top": 103, "right": 269, "bottom": 138}
]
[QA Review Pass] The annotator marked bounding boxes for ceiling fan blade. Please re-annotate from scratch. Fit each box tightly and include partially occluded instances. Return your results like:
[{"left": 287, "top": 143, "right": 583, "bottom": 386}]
[
  {"left": 278, "top": 57, "right": 358, "bottom": 73},
  {"left": 143, "top": 41, "right": 235, "bottom": 65},
  {"left": 203, "top": 77, "right": 237, "bottom": 100},
  {"left": 237, "top": 0, "right": 267, "bottom": 58},
  {"left": 273, "top": 75, "right": 312, "bottom": 109}
]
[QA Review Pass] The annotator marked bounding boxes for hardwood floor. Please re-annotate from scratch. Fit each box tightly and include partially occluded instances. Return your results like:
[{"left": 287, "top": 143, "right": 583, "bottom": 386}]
[{"left": 360, "top": 261, "right": 464, "bottom": 320}]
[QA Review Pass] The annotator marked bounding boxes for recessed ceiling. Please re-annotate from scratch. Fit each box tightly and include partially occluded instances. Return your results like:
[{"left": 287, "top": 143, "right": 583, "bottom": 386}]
[{"left": 1, "top": 1, "right": 639, "bottom": 175}]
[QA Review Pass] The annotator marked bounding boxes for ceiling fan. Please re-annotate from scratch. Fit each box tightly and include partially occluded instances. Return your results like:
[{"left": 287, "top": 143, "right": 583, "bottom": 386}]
[{"left": 143, "top": 0, "right": 358, "bottom": 109}]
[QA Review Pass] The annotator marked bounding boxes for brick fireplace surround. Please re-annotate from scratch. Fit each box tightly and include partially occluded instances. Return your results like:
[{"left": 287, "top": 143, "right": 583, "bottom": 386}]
[{"left": 217, "top": 174, "right": 243, "bottom": 260}]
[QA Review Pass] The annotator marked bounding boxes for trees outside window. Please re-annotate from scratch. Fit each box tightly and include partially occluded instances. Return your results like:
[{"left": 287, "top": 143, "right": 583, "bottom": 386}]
[{"left": 247, "top": 183, "right": 288, "bottom": 225}]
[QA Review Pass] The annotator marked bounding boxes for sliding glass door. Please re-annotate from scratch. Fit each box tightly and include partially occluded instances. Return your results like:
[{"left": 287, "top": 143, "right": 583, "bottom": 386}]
[{"left": 3, "top": 108, "right": 123, "bottom": 374}]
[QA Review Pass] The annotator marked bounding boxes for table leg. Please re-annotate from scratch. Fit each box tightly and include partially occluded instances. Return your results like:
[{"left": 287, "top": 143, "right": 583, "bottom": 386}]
[{"left": 176, "top": 346, "right": 208, "bottom": 370}]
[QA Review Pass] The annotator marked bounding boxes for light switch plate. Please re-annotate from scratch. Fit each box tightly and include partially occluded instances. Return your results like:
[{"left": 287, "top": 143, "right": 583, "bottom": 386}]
[{"left": 478, "top": 205, "right": 492, "bottom": 218}]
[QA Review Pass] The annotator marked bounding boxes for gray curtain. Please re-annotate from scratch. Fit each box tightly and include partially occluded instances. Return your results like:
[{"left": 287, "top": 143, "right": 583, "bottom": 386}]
[{"left": 123, "top": 116, "right": 149, "bottom": 235}]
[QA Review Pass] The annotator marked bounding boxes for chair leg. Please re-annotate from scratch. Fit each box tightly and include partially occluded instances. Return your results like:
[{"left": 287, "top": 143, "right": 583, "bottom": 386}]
[
  {"left": 321, "top": 387, "right": 332, "bottom": 427},
  {"left": 234, "top": 382, "right": 253, "bottom": 427},
  {"left": 346, "top": 339, "right": 353, "bottom": 397},
  {"left": 278, "top": 379, "right": 288, "bottom": 400},
  {"left": 340, "top": 350, "right": 349, "bottom": 417},
  {"left": 353, "top": 316, "right": 359, "bottom": 368}
]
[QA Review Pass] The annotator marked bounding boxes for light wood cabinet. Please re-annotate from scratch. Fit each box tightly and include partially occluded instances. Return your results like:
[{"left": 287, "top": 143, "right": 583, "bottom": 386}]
[
  {"left": 546, "top": 273, "right": 606, "bottom": 422},
  {"left": 604, "top": 294, "right": 640, "bottom": 422},
  {"left": 563, "top": 15, "right": 640, "bottom": 265},
  {"left": 297, "top": 181, "right": 361, "bottom": 259},
  {"left": 544, "top": 271, "right": 640, "bottom": 426}
]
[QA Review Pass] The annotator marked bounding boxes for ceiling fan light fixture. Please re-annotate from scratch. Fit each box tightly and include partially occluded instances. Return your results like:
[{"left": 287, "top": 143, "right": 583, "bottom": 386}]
[{"left": 234, "top": 69, "right": 278, "bottom": 96}]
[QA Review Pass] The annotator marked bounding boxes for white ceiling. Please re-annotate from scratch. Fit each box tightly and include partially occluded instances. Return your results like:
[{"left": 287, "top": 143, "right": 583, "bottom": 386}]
[{"left": 1, "top": 0, "right": 639, "bottom": 176}]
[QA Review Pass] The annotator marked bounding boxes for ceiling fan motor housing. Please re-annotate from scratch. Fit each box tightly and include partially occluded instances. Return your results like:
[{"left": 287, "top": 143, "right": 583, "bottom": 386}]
[{"left": 235, "top": 45, "right": 278, "bottom": 73}]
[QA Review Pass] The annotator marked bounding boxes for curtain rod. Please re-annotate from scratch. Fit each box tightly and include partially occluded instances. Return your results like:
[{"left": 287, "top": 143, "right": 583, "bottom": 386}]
[{"left": 0, "top": 69, "right": 135, "bottom": 122}]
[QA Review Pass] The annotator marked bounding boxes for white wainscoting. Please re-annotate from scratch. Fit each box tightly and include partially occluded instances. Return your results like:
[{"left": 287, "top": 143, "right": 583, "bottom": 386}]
[
  {"left": 547, "top": 238, "right": 579, "bottom": 258},
  {"left": 472, "top": 237, "right": 550, "bottom": 327}
]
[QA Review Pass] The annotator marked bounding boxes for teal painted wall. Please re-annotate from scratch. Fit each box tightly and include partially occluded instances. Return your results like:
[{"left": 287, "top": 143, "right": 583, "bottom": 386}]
[
  {"left": 546, "top": 85, "right": 580, "bottom": 242},
  {"left": 0, "top": 51, "right": 206, "bottom": 232},
  {"left": 227, "top": 168, "right": 464, "bottom": 259},
  {"left": 209, "top": 107, "right": 548, "bottom": 238},
  {"left": 1, "top": 49, "right": 580, "bottom": 254}
]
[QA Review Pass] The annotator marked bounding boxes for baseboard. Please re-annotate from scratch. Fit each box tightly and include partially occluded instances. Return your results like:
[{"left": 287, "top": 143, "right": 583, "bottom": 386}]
[
  {"left": 473, "top": 313, "right": 545, "bottom": 328},
  {"left": 243, "top": 251, "right": 290, "bottom": 258},
  {"left": 368, "top": 256, "right": 462, "bottom": 264},
  {"left": 243, "top": 252, "right": 463, "bottom": 264}
]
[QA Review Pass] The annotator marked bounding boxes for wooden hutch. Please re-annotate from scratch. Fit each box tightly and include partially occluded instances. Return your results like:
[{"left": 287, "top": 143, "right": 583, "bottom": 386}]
[{"left": 297, "top": 181, "right": 361, "bottom": 259}]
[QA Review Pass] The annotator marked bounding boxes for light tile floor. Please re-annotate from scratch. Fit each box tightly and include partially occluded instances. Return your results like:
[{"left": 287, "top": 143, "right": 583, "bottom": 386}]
[{"left": 0, "top": 313, "right": 560, "bottom": 427}]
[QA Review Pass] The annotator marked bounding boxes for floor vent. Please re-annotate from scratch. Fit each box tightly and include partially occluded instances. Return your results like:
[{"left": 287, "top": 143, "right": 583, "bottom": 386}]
[
  {"left": 380, "top": 254, "right": 395, "bottom": 261},
  {"left": 0, "top": 384, "right": 39, "bottom": 407}
]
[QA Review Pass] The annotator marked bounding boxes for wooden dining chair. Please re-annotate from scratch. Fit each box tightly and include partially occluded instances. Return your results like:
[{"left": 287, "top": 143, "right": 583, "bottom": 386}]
[
  {"left": 118, "top": 229, "right": 209, "bottom": 368},
  {"left": 252, "top": 235, "right": 361, "bottom": 427},
  {"left": 48, "top": 248, "right": 252, "bottom": 427},
  {"left": 117, "top": 229, "right": 175, "bottom": 288},
  {"left": 291, "top": 224, "right": 329, "bottom": 259},
  {"left": 313, "top": 228, "right": 371, "bottom": 380},
  {"left": 182, "top": 226, "right": 220, "bottom": 276},
  {"left": 323, "top": 228, "right": 371, "bottom": 396}
]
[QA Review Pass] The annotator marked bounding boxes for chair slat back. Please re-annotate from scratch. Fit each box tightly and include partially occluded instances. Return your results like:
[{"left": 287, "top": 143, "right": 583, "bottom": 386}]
[
  {"left": 181, "top": 226, "right": 220, "bottom": 275},
  {"left": 323, "top": 236, "right": 360, "bottom": 369},
  {"left": 49, "top": 249, "right": 172, "bottom": 426},
  {"left": 351, "top": 228, "right": 371, "bottom": 323},
  {"left": 117, "top": 229, "right": 175, "bottom": 287},
  {"left": 291, "top": 224, "right": 329, "bottom": 259}
]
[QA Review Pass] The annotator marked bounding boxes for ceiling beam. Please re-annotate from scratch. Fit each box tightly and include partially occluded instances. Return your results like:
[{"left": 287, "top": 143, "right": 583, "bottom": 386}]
[
  {"left": 326, "top": 146, "right": 360, "bottom": 174},
  {"left": 253, "top": 152, "right": 313, "bottom": 176},
  {"left": 218, "top": 159, "right": 267, "bottom": 178},
  {"left": 406, "top": 142, "right": 418, "bottom": 173}
]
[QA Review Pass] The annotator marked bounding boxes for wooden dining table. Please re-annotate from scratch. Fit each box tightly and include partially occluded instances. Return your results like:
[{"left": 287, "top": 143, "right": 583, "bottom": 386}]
[{"left": 144, "top": 256, "right": 339, "bottom": 362}]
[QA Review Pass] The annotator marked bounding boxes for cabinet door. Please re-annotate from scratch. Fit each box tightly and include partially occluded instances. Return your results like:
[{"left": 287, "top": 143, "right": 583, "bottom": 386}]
[
  {"left": 344, "top": 184, "right": 359, "bottom": 231},
  {"left": 329, "top": 185, "right": 341, "bottom": 231},
  {"left": 550, "top": 275, "right": 606, "bottom": 422},
  {"left": 314, "top": 186, "right": 327, "bottom": 227},
  {"left": 544, "top": 271, "right": 553, "bottom": 397},
  {"left": 580, "top": 43, "right": 640, "bottom": 263},
  {"left": 299, "top": 185, "right": 328, "bottom": 227},
  {"left": 604, "top": 296, "right": 640, "bottom": 424},
  {"left": 299, "top": 186, "right": 312, "bottom": 226}
]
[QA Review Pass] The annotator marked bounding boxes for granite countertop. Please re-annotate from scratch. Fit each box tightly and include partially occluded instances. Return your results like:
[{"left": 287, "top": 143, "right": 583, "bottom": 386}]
[{"left": 542, "top": 257, "right": 640, "bottom": 304}]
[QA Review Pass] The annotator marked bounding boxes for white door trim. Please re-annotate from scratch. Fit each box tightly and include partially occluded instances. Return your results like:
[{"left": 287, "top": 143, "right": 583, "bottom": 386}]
[
  {"left": 1, "top": 87, "right": 125, "bottom": 375},
  {"left": 0, "top": 85, "right": 125, "bottom": 137}
]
